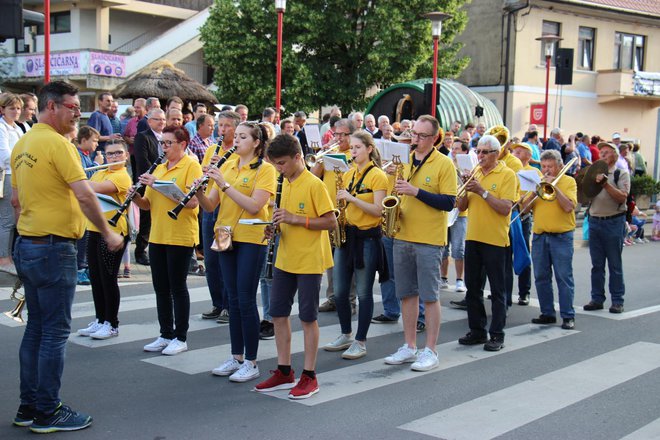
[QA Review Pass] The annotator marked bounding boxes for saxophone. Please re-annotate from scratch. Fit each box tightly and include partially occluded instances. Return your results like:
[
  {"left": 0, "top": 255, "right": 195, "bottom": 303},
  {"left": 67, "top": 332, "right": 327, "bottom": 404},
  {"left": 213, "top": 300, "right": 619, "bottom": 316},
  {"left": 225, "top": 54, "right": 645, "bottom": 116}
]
[
  {"left": 381, "top": 155, "right": 403, "bottom": 238},
  {"left": 330, "top": 166, "right": 347, "bottom": 247}
]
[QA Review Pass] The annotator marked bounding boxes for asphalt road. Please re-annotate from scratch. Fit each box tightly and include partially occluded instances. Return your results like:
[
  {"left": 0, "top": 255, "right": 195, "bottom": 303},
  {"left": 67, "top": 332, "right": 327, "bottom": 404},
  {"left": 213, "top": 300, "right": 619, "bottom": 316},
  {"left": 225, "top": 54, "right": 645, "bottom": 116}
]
[{"left": 1, "top": 236, "right": 659, "bottom": 440}]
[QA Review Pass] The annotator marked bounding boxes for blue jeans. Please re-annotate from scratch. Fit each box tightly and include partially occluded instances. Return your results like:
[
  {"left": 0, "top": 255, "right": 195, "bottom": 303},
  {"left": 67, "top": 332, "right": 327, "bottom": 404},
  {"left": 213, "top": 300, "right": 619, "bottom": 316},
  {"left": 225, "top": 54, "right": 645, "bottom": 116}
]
[
  {"left": 380, "top": 236, "right": 399, "bottom": 319},
  {"left": 589, "top": 214, "right": 626, "bottom": 305},
  {"left": 334, "top": 238, "right": 378, "bottom": 341},
  {"left": 202, "top": 209, "right": 227, "bottom": 310},
  {"left": 532, "top": 231, "right": 575, "bottom": 319},
  {"left": 259, "top": 235, "right": 279, "bottom": 321},
  {"left": 218, "top": 242, "right": 266, "bottom": 361},
  {"left": 14, "top": 237, "right": 77, "bottom": 414}
]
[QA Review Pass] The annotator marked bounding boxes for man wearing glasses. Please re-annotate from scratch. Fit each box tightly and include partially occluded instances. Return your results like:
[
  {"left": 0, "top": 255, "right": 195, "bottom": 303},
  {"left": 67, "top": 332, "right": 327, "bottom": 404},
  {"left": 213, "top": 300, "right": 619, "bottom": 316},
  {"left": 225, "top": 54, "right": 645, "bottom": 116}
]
[
  {"left": 456, "top": 135, "right": 517, "bottom": 352},
  {"left": 384, "top": 115, "right": 456, "bottom": 371},
  {"left": 133, "top": 108, "right": 166, "bottom": 265}
]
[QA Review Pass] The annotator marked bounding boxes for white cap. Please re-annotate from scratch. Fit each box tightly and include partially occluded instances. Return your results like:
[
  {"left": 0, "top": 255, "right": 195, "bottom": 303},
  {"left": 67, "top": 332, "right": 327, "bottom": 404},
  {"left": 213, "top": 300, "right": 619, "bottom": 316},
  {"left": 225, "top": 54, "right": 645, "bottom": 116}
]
[{"left": 612, "top": 132, "right": 621, "bottom": 140}]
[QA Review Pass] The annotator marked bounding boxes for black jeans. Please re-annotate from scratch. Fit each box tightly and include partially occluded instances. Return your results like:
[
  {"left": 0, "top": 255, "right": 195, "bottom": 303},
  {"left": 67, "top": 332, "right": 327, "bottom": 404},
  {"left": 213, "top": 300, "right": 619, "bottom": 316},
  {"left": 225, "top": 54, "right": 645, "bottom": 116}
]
[
  {"left": 87, "top": 232, "right": 129, "bottom": 328},
  {"left": 149, "top": 243, "right": 193, "bottom": 342},
  {"left": 465, "top": 240, "right": 507, "bottom": 339}
]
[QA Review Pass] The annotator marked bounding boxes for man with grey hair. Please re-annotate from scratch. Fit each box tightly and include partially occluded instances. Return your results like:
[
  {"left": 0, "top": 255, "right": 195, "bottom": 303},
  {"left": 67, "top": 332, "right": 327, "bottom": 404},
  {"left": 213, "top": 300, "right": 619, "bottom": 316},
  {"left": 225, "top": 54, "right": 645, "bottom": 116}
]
[
  {"left": 456, "top": 134, "right": 517, "bottom": 351},
  {"left": 364, "top": 114, "right": 378, "bottom": 137},
  {"left": 349, "top": 111, "right": 364, "bottom": 129},
  {"left": 137, "top": 97, "right": 161, "bottom": 133},
  {"left": 320, "top": 106, "right": 341, "bottom": 138},
  {"left": 544, "top": 128, "right": 562, "bottom": 152},
  {"left": 519, "top": 149, "right": 577, "bottom": 329},
  {"left": 400, "top": 119, "right": 412, "bottom": 132},
  {"left": 293, "top": 111, "right": 310, "bottom": 156},
  {"left": 373, "top": 115, "right": 390, "bottom": 139}
]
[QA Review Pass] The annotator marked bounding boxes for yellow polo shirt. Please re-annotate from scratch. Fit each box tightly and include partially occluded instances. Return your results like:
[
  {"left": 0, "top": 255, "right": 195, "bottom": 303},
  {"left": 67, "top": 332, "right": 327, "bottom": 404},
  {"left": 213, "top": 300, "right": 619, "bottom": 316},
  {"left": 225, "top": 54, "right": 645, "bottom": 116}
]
[
  {"left": 213, "top": 158, "right": 276, "bottom": 245},
  {"left": 502, "top": 152, "right": 523, "bottom": 199},
  {"left": 201, "top": 145, "right": 236, "bottom": 196},
  {"left": 397, "top": 149, "right": 457, "bottom": 246},
  {"left": 465, "top": 161, "right": 517, "bottom": 247},
  {"left": 144, "top": 154, "right": 203, "bottom": 246},
  {"left": 276, "top": 169, "right": 334, "bottom": 274},
  {"left": 88, "top": 167, "right": 132, "bottom": 236},
  {"left": 531, "top": 174, "right": 577, "bottom": 234},
  {"left": 11, "top": 123, "right": 87, "bottom": 238},
  {"left": 343, "top": 162, "right": 388, "bottom": 230},
  {"left": 322, "top": 149, "right": 353, "bottom": 206}
]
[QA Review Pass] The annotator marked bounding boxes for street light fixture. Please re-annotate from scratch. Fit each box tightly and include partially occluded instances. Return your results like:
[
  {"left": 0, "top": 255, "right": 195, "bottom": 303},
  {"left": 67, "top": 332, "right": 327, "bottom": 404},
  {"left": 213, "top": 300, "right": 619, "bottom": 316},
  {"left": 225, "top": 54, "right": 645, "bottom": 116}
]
[
  {"left": 535, "top": 34, "right": 563, "bottom": 140},
  {"left": 274, "top": 0, "right": 286, "bottom": 124},
  {"left": 424, "top": 12, "right": 452, "bottom": 119}
]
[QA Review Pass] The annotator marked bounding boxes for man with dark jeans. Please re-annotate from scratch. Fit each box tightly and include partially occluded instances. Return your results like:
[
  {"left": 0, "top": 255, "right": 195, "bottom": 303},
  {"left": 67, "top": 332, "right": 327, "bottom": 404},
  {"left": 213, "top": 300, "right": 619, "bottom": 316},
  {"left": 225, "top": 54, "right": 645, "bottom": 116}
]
[{"left": 11, "top": 80, "right": 123, "bottom": 432}]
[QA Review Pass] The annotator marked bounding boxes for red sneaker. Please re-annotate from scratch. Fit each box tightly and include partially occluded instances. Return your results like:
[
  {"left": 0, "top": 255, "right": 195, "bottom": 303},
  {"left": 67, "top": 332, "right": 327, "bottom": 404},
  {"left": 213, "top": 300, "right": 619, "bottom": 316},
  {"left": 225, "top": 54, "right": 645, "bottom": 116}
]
[
  {"left": 288, "top": 374, "right": 319, "bottom": 400},
  {"left": 254, "top": 369, "right": 295, "bottom": 393}
]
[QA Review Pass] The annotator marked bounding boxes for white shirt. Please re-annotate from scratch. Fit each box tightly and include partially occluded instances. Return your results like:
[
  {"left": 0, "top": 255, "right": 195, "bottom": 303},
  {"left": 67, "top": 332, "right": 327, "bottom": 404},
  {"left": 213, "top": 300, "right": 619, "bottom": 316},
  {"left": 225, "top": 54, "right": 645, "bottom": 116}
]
[{"left": 0, "top": 117, "right": 23, "bottom": 175}]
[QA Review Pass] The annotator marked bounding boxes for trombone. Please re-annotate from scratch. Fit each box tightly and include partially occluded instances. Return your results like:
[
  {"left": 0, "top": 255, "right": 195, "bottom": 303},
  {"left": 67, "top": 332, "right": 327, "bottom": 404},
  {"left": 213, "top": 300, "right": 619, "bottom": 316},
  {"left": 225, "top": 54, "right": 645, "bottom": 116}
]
[
  {"left": 456, "top": 165, "right": 483, "bottom": 199},
  {"left": 304, "top": 142, "right": 340, "bottom": 168}
]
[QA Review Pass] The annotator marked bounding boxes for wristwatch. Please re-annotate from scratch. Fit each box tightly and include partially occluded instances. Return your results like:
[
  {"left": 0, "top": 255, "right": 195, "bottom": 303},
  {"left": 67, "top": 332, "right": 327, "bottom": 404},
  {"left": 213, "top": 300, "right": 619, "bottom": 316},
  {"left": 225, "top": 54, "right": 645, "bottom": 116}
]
[
  {"left": 482, "top": 190, "right": 489, "bottom": 200},
  {"left": 221, "top": 182, "right": 231, "bottom": 192}
]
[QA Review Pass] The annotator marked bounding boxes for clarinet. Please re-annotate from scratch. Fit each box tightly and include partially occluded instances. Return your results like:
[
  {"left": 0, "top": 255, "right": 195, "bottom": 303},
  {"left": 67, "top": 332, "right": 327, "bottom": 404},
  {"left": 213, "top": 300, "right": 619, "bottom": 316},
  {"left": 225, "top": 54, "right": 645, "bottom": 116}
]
[
  {"left": 264, "top": 173, "right": 284, "bottom": 280},
  {"left": 108, "top": 152, "right": 165, "bottom": 227},
  {"left": 167, "top": 145, "right": 236, "bottom": 220}
]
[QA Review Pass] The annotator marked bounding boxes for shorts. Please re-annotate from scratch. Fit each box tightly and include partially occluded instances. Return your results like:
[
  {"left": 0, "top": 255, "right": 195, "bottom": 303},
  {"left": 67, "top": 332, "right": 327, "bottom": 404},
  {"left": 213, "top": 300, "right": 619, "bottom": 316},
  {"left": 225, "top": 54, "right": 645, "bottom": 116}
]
[
  {"left": 441, "top": 216, "right": 467, "bottom": 260},
  {"left": 270, "top": 268, "right": 322, "bottom": 322},
  {"left": 393, "top": 239, "right": 442, "bottom": 303}
]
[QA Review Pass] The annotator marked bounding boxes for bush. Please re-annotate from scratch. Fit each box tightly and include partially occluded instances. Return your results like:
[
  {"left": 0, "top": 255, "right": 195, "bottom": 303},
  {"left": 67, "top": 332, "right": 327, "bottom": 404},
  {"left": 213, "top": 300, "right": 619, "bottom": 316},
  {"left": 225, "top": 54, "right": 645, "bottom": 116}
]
[{"left": 630, "top": 174, "right": 660, "bottom": 197}]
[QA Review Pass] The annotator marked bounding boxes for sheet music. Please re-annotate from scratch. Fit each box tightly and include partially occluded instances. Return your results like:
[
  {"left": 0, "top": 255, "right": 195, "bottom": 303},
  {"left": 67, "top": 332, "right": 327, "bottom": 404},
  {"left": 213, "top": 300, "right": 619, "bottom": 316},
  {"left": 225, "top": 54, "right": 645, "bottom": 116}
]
[
  {"left": 304, "top": 125, "right": 322, "bottom": 146},
  {"left": 517, "top": 170, "right": 542, "bottom": 192},
  {"left": 456, "top": 154, "right": 478, "bottom": 173},
  {"left": 96, "top": 193, "right": 121, "bottom": 212},
  {"left": 374, "top": 139, "right": 410, "bottom": 164},
  {"left": 323, "top": 155, "right": 351, "bottom": 172},
  {"left": 152, "top": 180, "right": 187, "bottom": 202}
]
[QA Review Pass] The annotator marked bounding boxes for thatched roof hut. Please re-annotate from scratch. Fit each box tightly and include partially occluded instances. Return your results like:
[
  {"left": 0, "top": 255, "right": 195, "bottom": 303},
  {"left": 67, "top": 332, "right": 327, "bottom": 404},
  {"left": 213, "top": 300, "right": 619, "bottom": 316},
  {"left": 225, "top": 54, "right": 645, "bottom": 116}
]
[{"left": 112, "top": 60, "right": 218, "bottom": 104}]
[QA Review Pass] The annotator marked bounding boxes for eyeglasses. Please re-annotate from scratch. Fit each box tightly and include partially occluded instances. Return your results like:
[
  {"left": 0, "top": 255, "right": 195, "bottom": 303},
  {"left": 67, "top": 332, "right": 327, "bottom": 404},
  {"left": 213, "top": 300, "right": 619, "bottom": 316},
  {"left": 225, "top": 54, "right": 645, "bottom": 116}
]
[
  {"left": 106, "top": 151, "right": 125, "bottom": 157},
  {"left": 59, "top": 102, "right": 81, "bottom": 113},
  {"left": 150, "top": 118, "right": 166, "bottom": 122},
  {"left": 334, "top": 132, "right": 350, "bottom": 137},
  {"left": 158, "top": 140, "right": 179, "bottom": 147},
  {"left": 475, "top": 149, "right": 498, "bottom": 155},
  {"left": 410, "top": 131, "right": 435, "bottom": 140}
]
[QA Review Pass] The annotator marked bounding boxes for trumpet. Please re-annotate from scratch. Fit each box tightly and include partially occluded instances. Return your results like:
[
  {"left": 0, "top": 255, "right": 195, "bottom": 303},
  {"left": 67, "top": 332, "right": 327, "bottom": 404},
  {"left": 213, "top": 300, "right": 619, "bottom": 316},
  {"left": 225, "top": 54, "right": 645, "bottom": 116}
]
[
  {"left": 456, "top": 165, "right": 483, "bottom": 199},
  {"left": 84, "top": 161, "right": 127, "bottom": 172},
  {"left": 304, "top": 142, "right": 340, "bottom": 168}
]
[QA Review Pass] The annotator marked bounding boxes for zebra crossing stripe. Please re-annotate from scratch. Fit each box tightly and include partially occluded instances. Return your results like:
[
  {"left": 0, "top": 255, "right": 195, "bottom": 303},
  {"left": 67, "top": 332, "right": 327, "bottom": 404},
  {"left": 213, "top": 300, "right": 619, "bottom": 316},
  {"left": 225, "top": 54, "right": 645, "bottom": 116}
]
[
  {"left": 399, "top": 342, "right": 660, "bottom": 439},
  {"left": 619, "top": 417, "right": 660, "bottom": 440}
]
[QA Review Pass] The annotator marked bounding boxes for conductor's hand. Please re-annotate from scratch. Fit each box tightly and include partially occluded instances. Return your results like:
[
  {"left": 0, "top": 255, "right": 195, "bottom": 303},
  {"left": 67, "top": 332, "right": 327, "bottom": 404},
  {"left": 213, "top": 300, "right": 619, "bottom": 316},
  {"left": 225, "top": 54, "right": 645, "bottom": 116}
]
[{"left": 103, "top": 231, "right": 124, "bottom": 252}]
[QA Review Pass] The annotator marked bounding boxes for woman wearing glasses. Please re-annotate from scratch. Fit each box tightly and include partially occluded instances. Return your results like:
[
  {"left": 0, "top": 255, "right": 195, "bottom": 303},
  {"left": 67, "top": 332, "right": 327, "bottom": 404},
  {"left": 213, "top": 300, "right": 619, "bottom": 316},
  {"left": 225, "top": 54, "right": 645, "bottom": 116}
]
[
  {"left": 196, "top": 122, "right": 276, "bottom": 382},
  {"left": 76, "top": 141, "right": 132, "bottom": 339},
  {"left": 131, "top": 125, "right": 203, "bottom": 355}
]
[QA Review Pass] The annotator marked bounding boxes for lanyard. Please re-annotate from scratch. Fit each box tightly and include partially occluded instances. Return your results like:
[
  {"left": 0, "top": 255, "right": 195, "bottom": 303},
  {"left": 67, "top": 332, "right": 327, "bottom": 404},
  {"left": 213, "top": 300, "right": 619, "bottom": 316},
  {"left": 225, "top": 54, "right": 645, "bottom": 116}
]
[
  {"left": 407, "top": 149, "right": 433, "bottom": 182},
  {"left": 347, "top": 164, "right": 375, "bottom": 196}
]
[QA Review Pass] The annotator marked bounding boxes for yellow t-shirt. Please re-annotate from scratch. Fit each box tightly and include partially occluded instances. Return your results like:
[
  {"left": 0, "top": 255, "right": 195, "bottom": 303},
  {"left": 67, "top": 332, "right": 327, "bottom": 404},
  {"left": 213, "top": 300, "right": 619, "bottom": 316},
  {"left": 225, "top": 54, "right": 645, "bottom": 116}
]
[
  {"left": 276, "top": 169, "right": 334, "bottom": 274},
  {"left": 397, "top": 149, "right": 457, "bottom": 246},
  {"left": 144, "top": 154, "right": 203, "bottom": 246},
  {"left": 201, "top": 145, "right": 236, "bottom": 196},
  {"left": 88, "top": 167, "right": 132, "bottom": 236},
  {"left": 11, "top": 123, "right": 87, "bottom": 239},
  {"left": 343, "top": 162, "right": 388, "bottom": 230},
  {"left": 465, "top": 161, "right": 517, "bottom": 247},
  {"left": 531, "top": 174, "right": 577, "bottom": 234},
  {"left": 214, "top": 158, "right": 276, "bottom": 245},
  {"left": 322, "top": 149, "right": 353, "bottom": 207},
  {"left": 502, "top": 152, "right": 522, "bottom": 199}
]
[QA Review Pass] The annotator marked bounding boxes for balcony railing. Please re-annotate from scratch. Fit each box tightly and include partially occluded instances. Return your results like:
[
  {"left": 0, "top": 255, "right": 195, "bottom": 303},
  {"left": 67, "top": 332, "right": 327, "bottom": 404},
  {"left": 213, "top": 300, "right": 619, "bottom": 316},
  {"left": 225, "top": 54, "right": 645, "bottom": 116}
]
[{"left": 596, "top": 69, "right": 660, "bottom": 104}]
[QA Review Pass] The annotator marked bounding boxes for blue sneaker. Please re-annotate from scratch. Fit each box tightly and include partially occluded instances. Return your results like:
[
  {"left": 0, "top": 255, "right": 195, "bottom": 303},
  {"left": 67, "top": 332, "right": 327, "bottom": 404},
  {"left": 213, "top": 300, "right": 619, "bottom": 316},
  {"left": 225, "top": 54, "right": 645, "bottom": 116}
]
[
  {"left": 77, "top": 269, "right": 91, "bottom": 286},
  {"left": 13, "top": 404, "right": 36, "bottom": 427},
  {"left": 29, "top": 404, "right": 92, "bottom": 433}
]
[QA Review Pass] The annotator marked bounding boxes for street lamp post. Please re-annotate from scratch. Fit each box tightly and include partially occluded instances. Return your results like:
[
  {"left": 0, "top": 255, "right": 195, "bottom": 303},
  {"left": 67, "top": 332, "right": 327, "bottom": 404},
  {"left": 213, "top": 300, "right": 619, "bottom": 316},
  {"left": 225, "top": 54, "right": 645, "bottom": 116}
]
[
  {"left": 535, "top": 34, "right": 562, "bottom": 141},
  {"left": 424, "top": 12, "right": 451, "bottom": 119},
  {"left": 275, "top": 0, "right": 286, "bottom": 124},
  {"left": 45, "top": 0, "right": 51, "bottom": 83}
]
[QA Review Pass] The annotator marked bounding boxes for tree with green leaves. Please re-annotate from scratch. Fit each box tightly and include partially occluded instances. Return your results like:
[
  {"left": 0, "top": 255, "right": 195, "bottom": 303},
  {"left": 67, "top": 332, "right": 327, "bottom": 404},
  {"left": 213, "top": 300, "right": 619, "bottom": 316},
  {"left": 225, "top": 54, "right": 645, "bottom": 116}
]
[{"left": 200, "top": 0, "right": 470, "bottom": 115}]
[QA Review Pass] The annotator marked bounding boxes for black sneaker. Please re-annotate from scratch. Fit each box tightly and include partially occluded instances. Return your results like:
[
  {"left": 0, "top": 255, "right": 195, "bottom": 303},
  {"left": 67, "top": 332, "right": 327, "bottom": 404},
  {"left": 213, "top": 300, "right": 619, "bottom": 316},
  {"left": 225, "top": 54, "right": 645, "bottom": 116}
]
[
  {"left": 458, "top": 332, "right": 488, "bottom": 345},
  {"left": 13, "top": 404, "right": 36, "bottom": 427},
  {"left": 609, "top": 304, "right": 624, "bottom": 314},
  {"left": 583, "top": 301, "right": 604, "bottom": 311},
  {"left": 531, "top": 315, "right": 557, "bottom": 325},
  {"left": 371, "top": 314, "right": 398, "bottom": 324},
  {"left": 216, "top": 309, "right": 230, "bottom": 324},
  {"left": 201, "top": 307, "right": 221, "bottom": 320},
  {"left": 30, "top": 404, "right": 92, "bottom": 433},
  {"left": 517, "top": 295, "right": 530, "bottom": 306},
  {"left": 449, "top": 299, "right": 468, "bottom": 310},
  {"left": 259, "top": 320, "right": 275, "bottom": 340},
  {"left": 135, "top": 254, "right": 150, "bottom": 266},
  {"left": 561, "top": 318, "right": 575, "bottom": 330},
  {"left": 484, "top": 338, "right": 504, "bottom": 352},
  {"left": 416, "top": 321, "right": 426, "bottom": 333}
]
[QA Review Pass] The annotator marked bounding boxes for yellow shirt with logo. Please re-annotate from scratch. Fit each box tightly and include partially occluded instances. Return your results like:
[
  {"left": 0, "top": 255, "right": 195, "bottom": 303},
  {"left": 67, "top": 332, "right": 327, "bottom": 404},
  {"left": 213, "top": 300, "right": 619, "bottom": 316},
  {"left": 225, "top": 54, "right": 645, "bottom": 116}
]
[
  {"left": 88, "top": 167, "right": 132, "bottom": 236},
  {"left": 343, "top": 162, "right": 388, "bottom": 230},
  {"left": 276, "top": 169, "right": 334, "bottom": 274},
  {"left": 11, "top": 123, "right": 87, "bottom": 239},
  {"left": 213, "top": 158, "right": 276, "bottom": 245},
  {"left": 144, "top": 154, "right": 203, "bottom": 246},
  {"left": 531, "top": 174, "right": 577, "bottom": 234},
  {"left": 465, "top": 161, "right": 517, "bottom": 247},
  {"left": 502, "top": 152, "right": 523, "bottom": 199},
  {"left": 322, "top": 149, "right": 353, "bottom": 207},
  {"left": 397, "top": 149, "right": 457, "bottom": 246},
  {"left": 201, "top": 145, "right": 236, "bottom": 196}
]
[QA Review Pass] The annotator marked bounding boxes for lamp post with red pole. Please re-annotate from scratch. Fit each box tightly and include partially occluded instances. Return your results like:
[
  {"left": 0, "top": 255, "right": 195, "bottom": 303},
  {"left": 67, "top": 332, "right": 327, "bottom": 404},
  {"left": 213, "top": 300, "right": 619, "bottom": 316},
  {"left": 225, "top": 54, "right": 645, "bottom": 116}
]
[
  {"left": 274, "top": 0, "right": 286, "bottom": 124},
  {"left": 44, "top": 0, "right": 51, "bottom": 83},
  {"left": 535, "top": 34, "right": 562, "bottom": 141},
  {"left": 424, "top": 12, "right": 451, "bottom": 118}
]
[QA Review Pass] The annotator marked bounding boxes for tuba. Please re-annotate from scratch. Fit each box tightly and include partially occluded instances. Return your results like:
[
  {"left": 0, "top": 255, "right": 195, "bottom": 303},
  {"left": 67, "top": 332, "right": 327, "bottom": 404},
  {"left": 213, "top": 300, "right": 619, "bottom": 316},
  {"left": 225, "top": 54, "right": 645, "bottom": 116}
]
[
  {"left": 381, "top": 155, "right": 403, "bottom": 238},
  {"left": 330, "top": 167, "right": 347, "bottom": 247},
  {"left": 485, "top": 125, "right": 510, "bottom": 148}
]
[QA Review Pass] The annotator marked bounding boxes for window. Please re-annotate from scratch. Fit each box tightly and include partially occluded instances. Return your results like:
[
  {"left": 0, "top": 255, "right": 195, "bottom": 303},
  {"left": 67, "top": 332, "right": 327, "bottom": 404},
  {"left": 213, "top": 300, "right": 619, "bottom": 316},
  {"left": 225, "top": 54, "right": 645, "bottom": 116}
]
[
  {"left": 37, "top": 12, "right": 71, "bottom": 35},
  {"left": 614, "top": 32, "right": 645, "bottom": 71},
  {"left": 540, "top": 21, "right": 561, "bottom": 64},
  {"left": 578, "top": 27, "right": 595, "bottom": 70}
]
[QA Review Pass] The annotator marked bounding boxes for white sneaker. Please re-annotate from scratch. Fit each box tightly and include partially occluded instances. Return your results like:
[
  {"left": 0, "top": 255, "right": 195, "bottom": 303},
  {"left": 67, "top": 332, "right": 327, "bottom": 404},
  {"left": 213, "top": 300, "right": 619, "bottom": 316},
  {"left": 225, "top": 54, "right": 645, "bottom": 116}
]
[
  {"left": 635, "top": 238, "right": 645, "bottom": 244},
  {"left": 143, "top": 337, "right": 172, "bottom": 352},
  {"left": 411, "top": 347, "right": 439, "bottom": 371},
  {"left": 384, "top": 344, "right": 418, "bottom": 365},
  {"left": 455, "top": 279, "right": 467, "bottom": 292},
  {"left": 162, "top": 338, "right": 188, "bottom": 355},
  {"left": 90, "top": 321, "right": 118, "bottom": 340},
  {"left": 323, "top": 333, "right": 354, "bottom": 352},
  {"left": 229, "top": 361, "right": 260, "bottom": 382},
  {"left": 439, "top": 278, "right": 449, "bottom": 289},
  {"left": 77, "top": 320, "right": 103, "bottom": 337},
  {"left": 212, "top": 357, "right": 242, "bottom": 376},
  {"left": 342, "top": 341, "right": 367, "bottom": 360}
]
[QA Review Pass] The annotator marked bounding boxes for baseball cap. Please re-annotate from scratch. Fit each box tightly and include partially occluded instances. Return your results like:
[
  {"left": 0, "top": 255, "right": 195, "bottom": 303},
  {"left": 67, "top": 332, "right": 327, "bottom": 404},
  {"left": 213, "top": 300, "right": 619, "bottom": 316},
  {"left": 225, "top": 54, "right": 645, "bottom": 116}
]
[
  {"left": 612, "top": 132, "right": 621, "bottom": 140},
  {"left": 511, "top": 143, "right": 532, "bottom": 153},
  {"left": 598, "top": 141, "right": 619, "bottom": 155}
]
